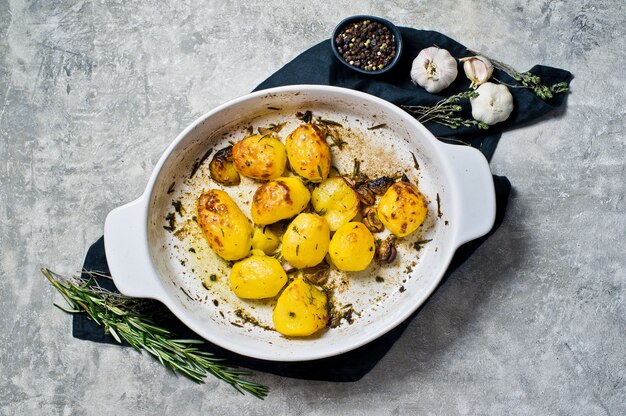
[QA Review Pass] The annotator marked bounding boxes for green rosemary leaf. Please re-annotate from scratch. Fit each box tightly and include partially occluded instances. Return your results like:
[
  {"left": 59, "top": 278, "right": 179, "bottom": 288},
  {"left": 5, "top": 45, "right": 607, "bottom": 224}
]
[
  {"left": 107, "top": 325, "right": 122, "bottom": 343},
  {"left": 53, "top": 303, "right": 81, "bottom": 314},
  {"left": 42, "top": 268, "right": 269, "bottom": 399}
]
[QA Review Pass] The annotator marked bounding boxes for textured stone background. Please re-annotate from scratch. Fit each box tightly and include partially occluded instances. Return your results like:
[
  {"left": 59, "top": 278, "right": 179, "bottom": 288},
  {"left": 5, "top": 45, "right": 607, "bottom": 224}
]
[{"left": 1, "top": 0, "right": 624, "bottom": 414}]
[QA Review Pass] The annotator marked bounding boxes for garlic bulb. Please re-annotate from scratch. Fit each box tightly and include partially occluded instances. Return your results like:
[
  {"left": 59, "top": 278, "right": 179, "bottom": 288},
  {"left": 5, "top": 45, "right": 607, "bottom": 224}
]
[
  {"left": 461, "top": 56, "right": 493, "bottom": 89},
  {"left": 470, "top": 82, "right": 514, "bottom": 125},
  {"left": 410, "top": 47, "right": 458, "bottom": 94}
]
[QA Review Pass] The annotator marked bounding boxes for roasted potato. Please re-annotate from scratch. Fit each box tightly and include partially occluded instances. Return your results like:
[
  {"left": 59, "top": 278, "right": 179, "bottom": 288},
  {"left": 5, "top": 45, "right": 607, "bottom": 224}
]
[
  {"left": 251, "top": 177, "right": 311, "bottom": 225},
  {"left": 272, "top": 277, "right": 328, "bottom": 336},
  {"left": 285, "top": 124, "right": 330, "bottom": 182},
  {"left": 197, "top": 189, "right": 252, "bottom": 261},
  {"left": 377, "top": 181, "right": 428, "bottom": 237},
  {"left": 328, "top": 222, "right": 375, "bottom": 271},
  {"left": 232, "top": 133, "right": 287, "bottom": 180},
  {"left": 230, "top": 250, "right": 287, "bottom": 299},
  {"left": 251, "top": 225, "right": 280, "bottom": 254},
  {"left": 209, "top": 145, "right": 240, "bottom": 186},
  {"left": 282, "top": 213, "right": 330, "bottom": 268},
  {"left": 311, "top": 177, "right": 359, "bottom": 231}
]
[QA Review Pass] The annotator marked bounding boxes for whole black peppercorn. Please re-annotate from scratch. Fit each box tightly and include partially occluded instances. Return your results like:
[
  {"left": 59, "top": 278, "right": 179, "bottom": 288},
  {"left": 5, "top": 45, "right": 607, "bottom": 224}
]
[{"left": 335, "top": 19, "right": 397, "bottom": 72}]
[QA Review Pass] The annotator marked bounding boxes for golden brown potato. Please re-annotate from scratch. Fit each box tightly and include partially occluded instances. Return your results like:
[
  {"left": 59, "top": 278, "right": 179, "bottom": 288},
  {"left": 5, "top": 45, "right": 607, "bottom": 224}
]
[
  {"left": 272, "top": 277, "right": 328, "bottom": 336},
  {"left": 285, "top": 124, "right": 330, "bottom": 182},
  {"left": 230, "top": 250, "right": 287, "bottom": 299},
  {"left": 282, "top": 213, "right": 330, "bottom": 268},
  {"left": 311, "top": 177, "right": 359, "bottom": 231},
  {"left": 377, "top": 181, "right": 428, "bottom": 237},
  {"left": 232, "top": 133, "right": 287, "bottom": 180},
  {"left": 209, "top": 145, "right": 240, "bottom": 186},
  {"left": 251, "top": 225, "right": 280, "bottom": 254},
  {"left": 328, "top": 222, "right": 375, "bottom": 271},
  {"left": 251, "top": 177, "right": 311, "bottom": 225},
  {"left": 197, "top": 189, "right": 252, "bottom": 261}
]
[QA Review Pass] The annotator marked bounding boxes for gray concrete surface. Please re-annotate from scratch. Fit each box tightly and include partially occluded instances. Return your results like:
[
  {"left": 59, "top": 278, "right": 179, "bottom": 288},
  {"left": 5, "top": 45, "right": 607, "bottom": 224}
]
[{"left": 1, "top": 0, "right": 624, "bottom": 415}]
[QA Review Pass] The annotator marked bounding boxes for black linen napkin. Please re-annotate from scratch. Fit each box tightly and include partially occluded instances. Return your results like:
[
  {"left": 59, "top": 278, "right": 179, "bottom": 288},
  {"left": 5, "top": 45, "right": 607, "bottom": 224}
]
[{"left": 73, "top": 27, "right": 571, "bottom": 381}]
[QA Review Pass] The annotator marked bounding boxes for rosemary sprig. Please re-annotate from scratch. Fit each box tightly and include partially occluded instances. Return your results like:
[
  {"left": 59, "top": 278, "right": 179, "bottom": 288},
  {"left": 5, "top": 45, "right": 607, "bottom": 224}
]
[
  {"left": 42, "top": 268, "right": 269, "bottom": 399},
  {"left": 468, "top": 49, "right": 569, "bottom": 100},
  {"left": 402, "top": 91, "right": 489, "bottom": 130}
]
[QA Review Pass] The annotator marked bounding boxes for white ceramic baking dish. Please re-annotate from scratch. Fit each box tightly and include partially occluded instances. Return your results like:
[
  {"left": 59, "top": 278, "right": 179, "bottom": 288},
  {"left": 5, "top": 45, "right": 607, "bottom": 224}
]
[{"left": 104, "top": 85, "right": 495, "bottom": 362}]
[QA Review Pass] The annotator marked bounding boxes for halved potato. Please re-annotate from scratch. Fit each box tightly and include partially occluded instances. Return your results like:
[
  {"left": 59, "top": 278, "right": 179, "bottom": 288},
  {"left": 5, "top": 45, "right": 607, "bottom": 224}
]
[
  {"left": 311, "top": 177, "right": 359, "bottom": 231},
  {"left": 230, "top": 250, "right": 287, "bottom": 299},
  {"left": 282, "top": 213, "right": 330, "bottom": 268},
  {"left": 285, "top": 124, "right": 330, "bottom": 182},
  {"left": 232, "top": 133, "right": 287, "bottom": 180},
  {"left": 328, "top": 222, "right": 375, "bottom": 271},
  {"left": 377, "top": 181, "right": 428, "bottom": 237},
  {"left": 197, "top": 190, "right": 252, "bottom": 261},
  {"left": 251, "top": 177, "right": 311, "bottom": 225},
  {"left": 272, "top": 277, "right": 328, "bottom": 336}
]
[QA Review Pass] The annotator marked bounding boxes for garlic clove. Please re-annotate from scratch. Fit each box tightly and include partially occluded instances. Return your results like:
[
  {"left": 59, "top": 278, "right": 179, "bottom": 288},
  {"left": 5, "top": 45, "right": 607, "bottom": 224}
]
[
  {"left": 461, "top": 56, "right": 494, "bottom": 89},
  {"left": 470, "top": 82, "right": 514, "bottom": 125},
  {"left": 410, "top": 47, "right": 458, "bottom": 94}
]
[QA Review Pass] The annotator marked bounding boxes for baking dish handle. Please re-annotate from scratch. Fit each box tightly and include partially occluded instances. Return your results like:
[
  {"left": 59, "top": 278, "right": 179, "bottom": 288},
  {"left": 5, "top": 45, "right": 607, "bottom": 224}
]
[
  {"left": 443, "top": 144, "right": 497, "bottom": 248},
  {"left": 104, "top": 196, "right": 168, "bottom": 302}
]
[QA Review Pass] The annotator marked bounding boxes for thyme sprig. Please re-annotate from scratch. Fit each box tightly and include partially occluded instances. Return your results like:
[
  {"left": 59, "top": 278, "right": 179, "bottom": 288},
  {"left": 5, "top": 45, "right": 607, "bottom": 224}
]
[
  {"left": 42, "top": 268, "right": 269, "bottom": 399},
  {"left": 468, "top": 49, "right": 569, "bottom": 100},
  {"left": 402, "top": 91, "right": 489, "bottom": 130}
]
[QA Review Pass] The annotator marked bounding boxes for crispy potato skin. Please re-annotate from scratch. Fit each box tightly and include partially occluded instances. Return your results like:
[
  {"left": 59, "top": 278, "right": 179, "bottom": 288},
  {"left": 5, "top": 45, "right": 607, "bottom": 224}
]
[
  {"left": 209, "top": 146, "right": 240, "bottom": 186},
  {"left": 329, "top": 222, "right": 375, "bottom": 271},
  {"left": 282, "top": 213, "right": 330, "bottom": 268},
  {"left": 311, "top": 177, "right": 360, "bottom": 231},
  {"left": 377, "top": 182, "right": 428, "bottom": 237},
  {"left": 230, "top": 251, "right": 287, "bottom": 299},
  {"left": 285, "top": 124, "right": 331, "bottom": 182},
  {"left": 232, "top": 134, "right": 287, "bottom": 180},
  {"left": 197, "top": 189, "right": 252, "bottom": 261},
  {"left": 251, "top": 177, "right": 311, "bottom": 225},
  {"left": 272, "top": 277, "right": 328, "bottom": 337}
]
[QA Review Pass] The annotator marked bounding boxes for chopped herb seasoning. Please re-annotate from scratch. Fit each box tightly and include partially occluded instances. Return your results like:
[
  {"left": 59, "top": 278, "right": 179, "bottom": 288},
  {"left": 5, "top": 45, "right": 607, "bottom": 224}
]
[
  {"left": 436, "top": 193, "right": 442, "bottom": 218},
  {"left": 180, "top": 287, "right": 193, "bottom": 300},
  {"left": 410, "top": 152, "right": 420, "bottom": 171},
  {"left": 258, "top": 122, "right": 286, "bottom": 135},
  {"left": 190, "top": 148, "right": 213, "bottom": 179},
  {"left": 317, "top": 117, "right": 343, "bottom": 127},
  {"left": 167, "top": 182, "right": 175, "bottom": 194},
  {"left": 367, "top": 123, "right": 387, "bottom": 130},
  {"left": 296, "top": 110, "right": 313, "bottom": 123},
  {"left": 327, "top": 134, "right": 347, "bottom": 150},
  {"left": 172, "top": 200, "right": 183, "bottom": 215},
  {"left": 413, "top": 239, "right": 433, "bottom": 252},
  {"left": 164, "top": 212, "right": 176, "bottom": 232}
]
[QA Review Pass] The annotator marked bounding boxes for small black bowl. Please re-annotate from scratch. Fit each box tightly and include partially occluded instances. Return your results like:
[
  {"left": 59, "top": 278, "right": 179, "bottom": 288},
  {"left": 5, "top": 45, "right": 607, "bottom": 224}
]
[{"left": 331, "top": 15, "right": 403, "bottom": 75}]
